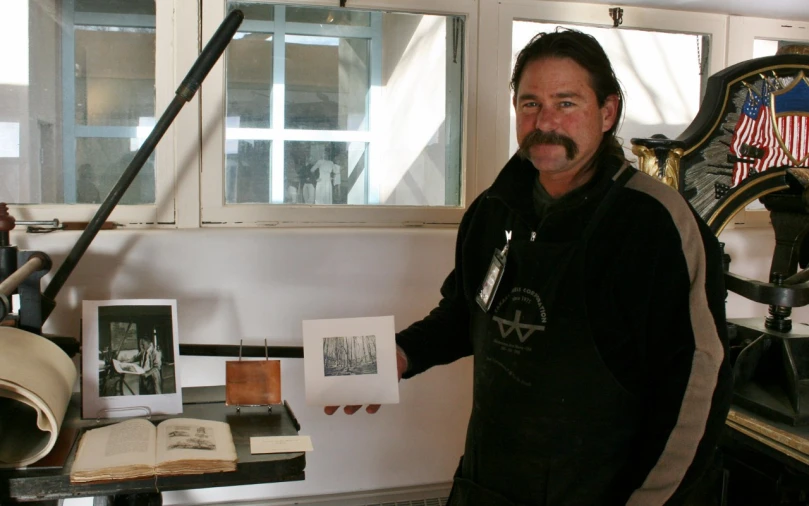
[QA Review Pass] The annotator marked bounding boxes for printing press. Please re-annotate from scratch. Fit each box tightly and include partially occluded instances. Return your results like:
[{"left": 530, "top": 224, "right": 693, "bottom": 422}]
[{"left": 632, "top": 49, "right": 809, "bottom": 502}]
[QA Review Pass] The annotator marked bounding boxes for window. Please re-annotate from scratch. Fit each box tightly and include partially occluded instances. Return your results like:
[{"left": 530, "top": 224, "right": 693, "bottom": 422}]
[
  {"left": 201, "top": 1, "right": 474, "bottom": 226},
  {"left": 5, "top": 0, "right": 176, "bottom": 225},
  {"left": 728, "top": 16, "right": 809, "bottom": 66},
  {"left": 753, "top": 39, "right": 809, "bottom": 58},
  {"left": 9, "top": 0, "right": 759, "bottom": 230}
]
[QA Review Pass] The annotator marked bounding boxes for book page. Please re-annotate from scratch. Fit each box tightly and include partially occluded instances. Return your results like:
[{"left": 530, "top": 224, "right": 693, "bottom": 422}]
[
  {"left": 71, "top": 419, "right": 157, "bottom": 474},
  {"left": 155, "top": 418, "right": 236, "bottom": 466},
  {"left": 0, "top": 327, "right": 77, "bottom": 468},
  {"left": 112, "top": 358, "right": 146, "bottom": 376}
]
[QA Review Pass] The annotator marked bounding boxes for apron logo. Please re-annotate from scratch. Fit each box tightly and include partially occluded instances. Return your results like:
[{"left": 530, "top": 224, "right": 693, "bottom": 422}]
[
  {"left": 492, "top": 287, "right": 548, "bottom": 344},
  {"left": 493, "top": 310, "right": 545, "bottom": 343}
]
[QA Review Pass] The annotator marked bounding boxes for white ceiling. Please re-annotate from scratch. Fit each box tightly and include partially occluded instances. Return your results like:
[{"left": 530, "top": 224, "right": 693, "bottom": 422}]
[{"left": 582, "top": 0, "right": 809, "bottom": 22}]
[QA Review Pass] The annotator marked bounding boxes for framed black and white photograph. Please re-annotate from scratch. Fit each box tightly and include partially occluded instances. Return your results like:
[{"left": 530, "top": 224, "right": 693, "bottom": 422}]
[
  {"left": 303, "top": 316, "right": 399, "bottom": 406},
  {"left": 82, "top": 299, "right": 182, "bottom": 419}
]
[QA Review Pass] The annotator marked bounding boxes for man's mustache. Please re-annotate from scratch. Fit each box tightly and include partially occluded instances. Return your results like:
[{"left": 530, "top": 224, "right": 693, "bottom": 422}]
[{"left": 519, "top": 130, "right": 579, "bottom": 161}]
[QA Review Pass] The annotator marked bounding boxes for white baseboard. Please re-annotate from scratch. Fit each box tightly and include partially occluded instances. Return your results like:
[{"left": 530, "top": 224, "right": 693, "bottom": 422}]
[{"left": 167, "top": 483, "right": 452, "bottom": 506}]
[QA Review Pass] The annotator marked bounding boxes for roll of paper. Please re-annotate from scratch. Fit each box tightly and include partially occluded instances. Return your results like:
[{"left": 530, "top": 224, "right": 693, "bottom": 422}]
[{"left": 0, "top": 327, "right": 77, "bottom": 468}]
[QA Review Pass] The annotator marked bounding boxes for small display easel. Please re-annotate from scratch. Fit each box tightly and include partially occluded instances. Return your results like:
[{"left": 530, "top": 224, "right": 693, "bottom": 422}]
[
  {"left": 225, "top": 340, "right": 281, "bottom": 413},
  {"left": 94, "top": 406, "right": 152, "bottom": 421}
]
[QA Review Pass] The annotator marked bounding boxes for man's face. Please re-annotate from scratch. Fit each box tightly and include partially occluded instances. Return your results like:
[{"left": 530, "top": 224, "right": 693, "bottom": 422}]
[
  {"left": 513, "top": 57, "right": 618, "bottom": 177},
  {"left": 139, "top": 340, "right": 147, "bottom": 351}
]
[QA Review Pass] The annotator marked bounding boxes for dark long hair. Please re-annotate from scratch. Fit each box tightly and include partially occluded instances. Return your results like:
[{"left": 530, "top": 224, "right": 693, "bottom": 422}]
[{"left": 511, "top": 28, "right": 626, "bottom": 162}]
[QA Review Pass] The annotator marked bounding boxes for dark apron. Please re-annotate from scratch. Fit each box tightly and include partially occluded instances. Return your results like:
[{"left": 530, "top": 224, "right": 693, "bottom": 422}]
[{"left": 450, "top": 168, "right": 641, "bottom": 506}]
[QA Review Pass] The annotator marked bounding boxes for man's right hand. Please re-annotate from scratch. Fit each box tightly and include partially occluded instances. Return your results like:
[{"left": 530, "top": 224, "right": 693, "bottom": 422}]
[{"left": 324, "top": 346, "right": 409, "bottom": 415}]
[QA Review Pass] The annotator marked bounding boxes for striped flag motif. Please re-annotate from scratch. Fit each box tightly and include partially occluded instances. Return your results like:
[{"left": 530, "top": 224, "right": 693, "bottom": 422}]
[
  {"left": 771, "top": 73, "right": 809, "bottom": 169},
  {"left": 728, "top": 73, "right": 809, "bottom": 187}
]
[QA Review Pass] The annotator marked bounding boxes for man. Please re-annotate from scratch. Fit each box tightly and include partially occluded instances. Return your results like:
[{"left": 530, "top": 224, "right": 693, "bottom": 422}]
[
  {"left": 133, "top": 337, "right": 162, "bottom": 395},
  {"left": 328, "top": 28, "right": 732, "bottom": 505},
  {"left": 76, "top": 163, "right": 100, "bottom": 204}
]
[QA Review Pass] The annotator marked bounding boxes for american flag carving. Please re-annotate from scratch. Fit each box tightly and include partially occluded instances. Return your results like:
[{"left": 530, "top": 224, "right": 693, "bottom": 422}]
[
  {"left": 770, "top": 72, "right": 809, "bottom": 168},
  {"left": 729, "top": 73, "right": 809, "bottom": 187}
]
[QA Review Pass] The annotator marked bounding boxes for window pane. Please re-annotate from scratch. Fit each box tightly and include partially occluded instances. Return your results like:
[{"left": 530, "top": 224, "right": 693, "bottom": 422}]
[
  {"left": 284, "top": 141, "right": 367, "bottom": 204},
  {"left": 286, "top": 7, "right": 370, "bottom": 27},
  {"left": 754, "top": 39, "right": 809, "bottom": 58},
  {"left": 75, "top": 28, "right": 155, "bottom": 126},
  {"left": 225, "top": 3, "right": 465, "bottom": 207},
  {"left": 237, "top": 4, "right": 274, "bottom": 22},
  {"left": 72, "top": 1, "right": 155, "bottom": 205},
  {"left": 753, "top": 39, "right": 780, "bottom": 58},
  {"left": 75, "top": 0, "right": 154, "bottom": 16},
  {"left": 285, "top": 37, "right": 369, "bottom": 130},
  {"left": 76, "top": 138, "right": 155, "bottom": 205},
  {"left": 226, "top": 140, "right": 271, "bottom": 204},
  {"left": 510, "top": 22, "right": 707, "bottom": 158},
  {"left": 227, "top": 33, "right": 273, "bottom": 129}
]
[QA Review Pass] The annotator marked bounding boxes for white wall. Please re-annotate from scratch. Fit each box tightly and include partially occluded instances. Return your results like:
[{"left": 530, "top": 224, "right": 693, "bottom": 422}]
[
  {"left": 720, "top": 227, "right": 809, "bottom": 323},
  {"left": 15, "top": 227, "right": 471, "bottom": 504},
  {"left": 380, "top": 14, "right": 449, "bottom": 206}
]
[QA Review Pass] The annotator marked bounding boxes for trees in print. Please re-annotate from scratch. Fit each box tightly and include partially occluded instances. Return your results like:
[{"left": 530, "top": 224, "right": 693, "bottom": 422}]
[{"left": 323, "top": 335, "right": 378, "bottom": 376}]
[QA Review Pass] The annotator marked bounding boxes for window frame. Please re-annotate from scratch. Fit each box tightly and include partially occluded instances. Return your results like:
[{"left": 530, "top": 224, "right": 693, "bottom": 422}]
[
  {"left": 476, "top": 0, "right": 728, "bottom": 189},
  {"left": 10, "top": 0, "right": 181, "bottom": 227},
  {"left": 199, "top": 0, "right": 479, "bottom": 227},
  {"left": 728, "top": 16, "right": 809, "bottom": 67}
]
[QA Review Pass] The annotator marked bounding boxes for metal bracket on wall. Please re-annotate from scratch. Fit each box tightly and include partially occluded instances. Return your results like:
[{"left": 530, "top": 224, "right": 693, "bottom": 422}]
[{"left": 609, "top": 7, "right": 623, "bottom": 27}]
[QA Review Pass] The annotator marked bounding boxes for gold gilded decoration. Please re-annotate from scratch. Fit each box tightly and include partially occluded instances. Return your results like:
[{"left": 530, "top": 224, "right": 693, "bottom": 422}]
[
  {"left": 664, "top": 148, "right": 684, "bottom": 191},
  {"left": 631, "top": 144, "right": 683, "bottom": 190},
  {"left": 707, "top": 171, "right": 789, "bottom": 235},
  {"left": 777, "top": 45, "right": 809, "bottom": 56}
]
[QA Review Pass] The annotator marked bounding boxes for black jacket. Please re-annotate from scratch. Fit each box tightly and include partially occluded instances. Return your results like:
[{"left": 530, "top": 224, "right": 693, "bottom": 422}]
[{"left": 396, "top": 154, "right": 733, "bottom": 505}]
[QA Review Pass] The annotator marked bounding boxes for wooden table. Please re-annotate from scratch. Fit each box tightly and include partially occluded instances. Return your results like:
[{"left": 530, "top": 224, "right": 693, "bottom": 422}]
[
  {"left": 721, "top": 405, "right": 809, "bottom": 503},
  {"left": 0, "top": 386, "right": 306, "bottom": 504},
  {"left": 726, "top": 407, "right": 809, "bottom": 471}
]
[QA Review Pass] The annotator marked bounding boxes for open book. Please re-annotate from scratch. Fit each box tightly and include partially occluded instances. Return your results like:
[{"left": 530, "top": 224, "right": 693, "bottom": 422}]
[
  {"left": 112, "top": 358, "right": 146, "bottom": 375},
  {"left": 70, "top": 418, "right": 236, "bottom": 483}
]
